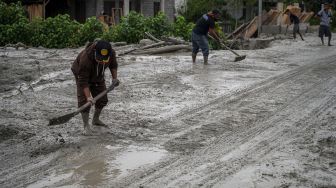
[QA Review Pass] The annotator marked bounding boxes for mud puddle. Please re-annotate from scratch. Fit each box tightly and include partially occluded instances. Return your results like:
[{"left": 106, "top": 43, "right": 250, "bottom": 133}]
[{"left": 26, "top": 145, "right": 168, "bottom": 187}]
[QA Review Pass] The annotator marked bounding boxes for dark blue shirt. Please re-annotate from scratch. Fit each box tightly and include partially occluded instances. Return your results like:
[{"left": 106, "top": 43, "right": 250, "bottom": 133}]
[{"left": 192, "top": 14, "right": 215, "bottom": 35}]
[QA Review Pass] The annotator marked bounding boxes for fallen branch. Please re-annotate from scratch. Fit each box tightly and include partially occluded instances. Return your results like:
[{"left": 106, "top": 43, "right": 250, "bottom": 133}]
[
  {"left": 161, "top": 36, "right": 191, "bottom": 45},
  {"left": 145, "top": 32, "right": 162, "bottom": 42},
  {"left": 131, "top": 45, "right": 192, "bottom": 55},
  {"left": 118, "top": 41, "right": 168, "bottom": 56}
]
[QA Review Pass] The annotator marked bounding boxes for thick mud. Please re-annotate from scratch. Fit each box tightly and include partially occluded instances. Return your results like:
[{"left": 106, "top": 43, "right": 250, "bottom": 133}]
[{"left": 1, "top": 34, "right": 336, "bottom": 187}]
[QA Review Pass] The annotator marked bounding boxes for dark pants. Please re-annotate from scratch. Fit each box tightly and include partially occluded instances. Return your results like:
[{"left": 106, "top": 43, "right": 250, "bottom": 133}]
[
  {"left": 76, "top": 79, "right": 108, "bottom": 113},
  {"left": 192, "top": 31, "right": 209, "bottom": 57},
  {"left": 319, "top": 25, "right": 332, "bottom": 37},
  {"left": 293, "top": 24, "right": 303, "bottom": 40}
]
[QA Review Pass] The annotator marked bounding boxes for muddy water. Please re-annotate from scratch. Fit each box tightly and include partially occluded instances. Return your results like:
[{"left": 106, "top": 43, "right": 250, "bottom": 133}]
[
  {"left": 1, "top": 34, "right": 336, "bottom": 187},
  {"left": 25, "top": 145, "right": 167, "bottom": 187}
]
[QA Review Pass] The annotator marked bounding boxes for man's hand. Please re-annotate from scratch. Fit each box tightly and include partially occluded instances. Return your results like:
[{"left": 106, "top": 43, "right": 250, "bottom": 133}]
[
  {"left": 87, "top": 96, "right": 95, "bottom": 105},
  {"left": 112, "top": 79, "right": 120, "bottom": 87}
]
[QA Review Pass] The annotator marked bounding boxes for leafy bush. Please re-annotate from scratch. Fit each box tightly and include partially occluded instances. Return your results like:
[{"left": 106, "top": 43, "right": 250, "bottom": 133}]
[
  {"left": 101, "top": 26, "right": 118, "bottom": 42},
  {"left": 0, "top": 19, "right": 31, "bottom": 46},
  {"left": 103, "top": 11, "right": 147, "bottom": 43},
  {"left": 0, "top": 1, "right": 196, "bottom": 47},
  {"left": 78, "top": 17, "right": 104, "bottom": 45},
  {"left": 0, "top": 1, "right": 27, "bottom": 25},
  {"left": 103, "top": 12, "right": 195, "bottom": 44},
  {"left": 45, "top": 15, "right": 81, "bottom": 48},
  {"left": 145, "top": 12, "right": 172, "bottom": 38},
  {"left": 0, "top": 1, "right": 31, "bottom": 46},
  {"left": 171, "top": 16, "right": 194, "bottom": 41},
  {"left": 331, "top": 11, "right": 336, "bottom": 31}
]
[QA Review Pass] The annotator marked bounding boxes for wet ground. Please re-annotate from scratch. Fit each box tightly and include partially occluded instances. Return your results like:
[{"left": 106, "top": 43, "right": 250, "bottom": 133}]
[{"left": 1, "top": 34, "right": 336, "bottom": 187}]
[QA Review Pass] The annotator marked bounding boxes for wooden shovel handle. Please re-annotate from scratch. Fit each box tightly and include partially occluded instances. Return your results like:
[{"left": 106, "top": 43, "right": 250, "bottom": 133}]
[{"left": 76, "top": 84, "right": 115, "bottom": 114}]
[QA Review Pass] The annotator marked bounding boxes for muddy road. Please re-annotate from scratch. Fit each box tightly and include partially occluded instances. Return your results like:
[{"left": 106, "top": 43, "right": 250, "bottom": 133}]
[{"left": 1, "top": 34, "right": 336, "bottom": 187}]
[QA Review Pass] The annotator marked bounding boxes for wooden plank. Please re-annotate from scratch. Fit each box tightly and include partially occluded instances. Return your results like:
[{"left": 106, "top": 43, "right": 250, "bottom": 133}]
[{"left": 26, "top": 4, "right": 43, "bottom": 21}]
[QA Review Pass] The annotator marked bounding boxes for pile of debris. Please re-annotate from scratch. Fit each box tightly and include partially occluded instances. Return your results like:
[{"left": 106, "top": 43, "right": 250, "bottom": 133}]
[{"left": 228, "top": 6, "right": 314, "bottom": 40}]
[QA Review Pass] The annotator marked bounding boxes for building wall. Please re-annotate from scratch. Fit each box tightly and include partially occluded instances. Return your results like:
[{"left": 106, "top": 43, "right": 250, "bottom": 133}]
[
  {"left": 141, "top": 0, "right": 175, "bottom": 21},
  {"left": 84, "top": 0, "right": 175, "bottom": 22},
  {"left": 142, "top": 0, "right": 154, "bottom": 17},
  {"left": 96, "top": 0, "right": 104, "bottom": 15},
  {"left": 165, "top": 0, "right": 175, "bottom": 21},
  {"left": 86, "top": 0, "right": 97, "bottom": 18}
]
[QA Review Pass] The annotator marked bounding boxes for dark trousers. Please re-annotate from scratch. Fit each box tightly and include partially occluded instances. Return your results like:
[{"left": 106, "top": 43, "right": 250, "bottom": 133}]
[
  {"left": 192, "top": 31, "right": 209, "bottom": 57},
  {"left": 76, "top": 79, "right": 108, "bottom": 113}
]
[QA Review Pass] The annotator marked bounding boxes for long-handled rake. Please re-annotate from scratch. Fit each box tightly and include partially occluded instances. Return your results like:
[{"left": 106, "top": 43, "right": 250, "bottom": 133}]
[{"left": 209, "top": 35, "right": 246, "bottom": 62}]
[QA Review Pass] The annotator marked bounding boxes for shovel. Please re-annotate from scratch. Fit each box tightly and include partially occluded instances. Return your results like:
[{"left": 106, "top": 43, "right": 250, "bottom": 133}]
[
  {"left": 48, "top": 83, "right": 116, "bottom": 126},
  {"left": 209, "top": 35, "right": 246, "bottom": 62}
]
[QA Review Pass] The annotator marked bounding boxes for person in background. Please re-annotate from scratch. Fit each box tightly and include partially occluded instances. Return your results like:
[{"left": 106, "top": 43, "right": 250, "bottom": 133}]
[
  {"left": 289, "top": 11, "right": 304, "bottom": 41},
  {"left": 191, "top": 9, "right": 221, "bottom": 65},
  {"left": 71, "top": 40, "right": 120, "bottom": 135},
  {"left": 317, "top": 3, "right": 333, "bottom": 46}
]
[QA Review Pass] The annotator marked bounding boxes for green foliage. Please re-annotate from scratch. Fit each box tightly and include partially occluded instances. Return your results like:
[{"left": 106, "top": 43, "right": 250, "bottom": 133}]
[
  {"left": 103, "top": 11, "right": 192, "bottom": 44},
  {"left": 101, "top": 26, "right": 118, "bottom": 42},
  {"left": 309, "top": 16, "right": 320, "bottom": 26},
  {"left": 145, "top": 12, "right": 172, "bottom": 38},
  {"left": 78, "top": 17, "right": 104, "bottom": 44},
  {"left": 0, "top": 1, "right": 28, "bottom": 25},
  {"left": 28, "top": 17, "right": 47, "bottom": 47},
  {"left": 0, "top": 1, "right": 30, "bottom": 46},
  {"left": 209, "top": 22, "right": 226, "bottom": 50},
  {"left": 331, "top": 11, "right": 336, "bottom": 31},
  {"left": 32, "top": 15, "right": 81, "bottom": 48},
  {"left": 104, "top": 11, "right": 147, "bottom": 43},
  {"left": 226, "top": 0, "right": 257, "bottom": 7},
  {"left": 183, "top": 0, "right": 217, "bottom": 22},
  {"left": 0, "top": 2, "right": 196, "bottom": 47},
  {"left": 171, "top": 16, "right": 194, "bottom": 41}
]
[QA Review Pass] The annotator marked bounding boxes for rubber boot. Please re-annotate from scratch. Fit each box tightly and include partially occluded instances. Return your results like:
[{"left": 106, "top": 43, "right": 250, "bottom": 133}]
[
  {"left": 81, "top": 112, "right": 95, "bottom": 135},
  {"left": 192, "top": 53, "right": 196, "bottom": 63},
  {"left": 203, "top": 56, "right": 208, "bottom": 65},
  {"left": 92, "top": 108, "right": 107, "bottom": 127}
]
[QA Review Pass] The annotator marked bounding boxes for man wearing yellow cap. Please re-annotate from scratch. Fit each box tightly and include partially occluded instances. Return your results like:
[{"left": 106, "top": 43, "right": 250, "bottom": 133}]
[{"left": 71, "top": 40, "right": 119, "bottom": 135}]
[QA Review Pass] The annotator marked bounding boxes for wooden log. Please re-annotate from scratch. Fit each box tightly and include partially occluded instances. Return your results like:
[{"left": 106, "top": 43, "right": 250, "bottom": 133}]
[
  {"left": 145, "top": 32, "right": 162, "bottom": 42},
  {"left": 118, "top": 41, "right": 168, "bottom": 56},
  {"left": 131, "top": 45, "right": 192, "bottom": 55},
  {"left": 161, "top": 36, "right": 191, "bottom": 45}
]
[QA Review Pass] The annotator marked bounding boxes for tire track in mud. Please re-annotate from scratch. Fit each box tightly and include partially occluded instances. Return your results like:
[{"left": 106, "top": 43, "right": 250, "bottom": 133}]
[
  {"left": 111, "top": 56, "right": 336, "bottom": 187},
  {"left": 202, "top": 78, "right": 336, "bottom": 187}
]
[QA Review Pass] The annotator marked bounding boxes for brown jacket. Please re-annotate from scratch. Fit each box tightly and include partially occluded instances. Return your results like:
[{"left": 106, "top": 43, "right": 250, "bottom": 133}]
[{"left": 71, "top": 42, "right": 118, "bottom": 88}]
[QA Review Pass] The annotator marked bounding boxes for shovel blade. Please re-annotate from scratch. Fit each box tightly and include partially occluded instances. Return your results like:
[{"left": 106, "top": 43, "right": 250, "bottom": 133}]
[
  {"left": 48, "top": 112, "right": 77, "bottom": 126},
  {"left": 234, "top": 55, "right": 246, "bottom": 62}
]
